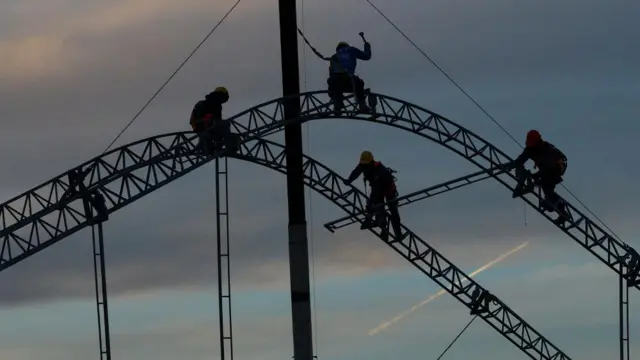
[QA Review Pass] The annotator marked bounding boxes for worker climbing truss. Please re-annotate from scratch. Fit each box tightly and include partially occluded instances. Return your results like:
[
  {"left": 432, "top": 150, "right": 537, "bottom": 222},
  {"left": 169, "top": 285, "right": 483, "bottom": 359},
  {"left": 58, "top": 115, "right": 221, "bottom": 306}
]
[
  {"left": 0, "top": 131, "right": 569, "bottom": 359},
  {"left": 230, "top": 91, "right": 640, "bottom": 288},
  {"left": 0, "top": 90, "right": 634, "bottom": 359},
  {"left": 1, "top": 91, "right": 637, "bottom": 284}
]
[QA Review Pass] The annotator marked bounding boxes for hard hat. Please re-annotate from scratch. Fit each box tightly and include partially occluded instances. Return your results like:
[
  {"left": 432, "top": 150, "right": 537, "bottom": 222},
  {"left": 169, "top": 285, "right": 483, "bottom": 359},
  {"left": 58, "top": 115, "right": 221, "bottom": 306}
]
[
  {"left": 336, "top": 41, "right": 349, "bottom": 50},
  {"left": 359, "top": 150, "right": 374, "bottom": 164},
  {"left": 205, "top": 87, "right": 230, "bottom": 103},
  {"left": 525, "top": 129, "right": 542, "bottom": 147}
]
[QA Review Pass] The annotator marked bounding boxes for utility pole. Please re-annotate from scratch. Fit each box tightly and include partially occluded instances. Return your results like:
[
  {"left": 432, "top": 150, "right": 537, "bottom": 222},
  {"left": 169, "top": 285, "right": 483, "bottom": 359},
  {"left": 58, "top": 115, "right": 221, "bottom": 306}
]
[{"left": 277, "top": 0, "right": 314, "bottom": 360}]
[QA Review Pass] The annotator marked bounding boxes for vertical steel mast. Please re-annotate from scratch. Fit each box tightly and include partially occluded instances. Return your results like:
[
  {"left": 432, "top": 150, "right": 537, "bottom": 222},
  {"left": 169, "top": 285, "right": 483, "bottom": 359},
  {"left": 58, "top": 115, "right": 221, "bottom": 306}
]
[
  {"left": 215, "top": 155, "right": 234, "bottom": 360},
  {"left": 277, "top": 0, "right": 314, "bottom": 359},
  {"left": 620, "top": 264, "right": 630, "bottom": 360}
]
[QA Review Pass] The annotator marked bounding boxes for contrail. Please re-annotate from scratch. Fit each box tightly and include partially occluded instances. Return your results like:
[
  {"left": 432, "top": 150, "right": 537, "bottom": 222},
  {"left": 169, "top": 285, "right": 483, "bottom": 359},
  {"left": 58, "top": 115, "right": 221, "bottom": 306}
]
[{"left": 367, "top": 241, "right": 530, "bottom": 336}]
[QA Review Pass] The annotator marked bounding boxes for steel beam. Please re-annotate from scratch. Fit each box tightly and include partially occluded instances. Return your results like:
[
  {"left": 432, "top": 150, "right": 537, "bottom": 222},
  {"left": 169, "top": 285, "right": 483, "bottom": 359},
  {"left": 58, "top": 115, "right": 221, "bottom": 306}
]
[
  {"left": 620, "top": 264, "right": 630, "bottom": 360},
  {"left": 215, "top": 156, "right": 234, "bottom": 360},
  {"left": 92, "top": 222, "right": 111, "bottom": 360}
]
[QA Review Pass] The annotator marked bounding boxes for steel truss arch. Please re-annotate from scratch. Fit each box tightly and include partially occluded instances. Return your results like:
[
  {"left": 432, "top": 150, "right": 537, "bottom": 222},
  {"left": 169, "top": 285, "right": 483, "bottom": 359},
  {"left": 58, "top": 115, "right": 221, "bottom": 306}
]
[
  {"left": 226, "top": 91, "right": 640, "bottom": 289},
  {"left": 0, "top": 90, "right": 637, "bottom": 287},
  {"left": 2, "top": 131, "right": 571, "bottom": 359},
  {"left": 229, "top": 138, "right": 571, "bottom": 360}
]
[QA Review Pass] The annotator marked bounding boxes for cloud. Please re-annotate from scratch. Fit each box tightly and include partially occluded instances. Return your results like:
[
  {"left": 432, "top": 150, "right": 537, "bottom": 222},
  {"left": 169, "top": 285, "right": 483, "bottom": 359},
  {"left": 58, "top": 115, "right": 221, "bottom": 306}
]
[
  {"left": 0, "top": 0, "right": 639, "bottom": 308},
  {"left": 0, "top": 0, "right": 248, "bottom": 82},
  {"left": 1, "top": 256, "right": 637, "bottom": 360}
]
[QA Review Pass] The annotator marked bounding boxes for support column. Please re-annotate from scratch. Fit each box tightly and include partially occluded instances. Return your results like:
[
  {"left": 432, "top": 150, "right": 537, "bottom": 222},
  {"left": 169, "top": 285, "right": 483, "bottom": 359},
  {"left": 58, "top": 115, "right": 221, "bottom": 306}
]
[
  {"left": 277, "top": 0, "right": 314, "bottom": 359},
  {"left": 215, "top": 156, "right": 234, "bottom": 360},
  {"left": 92, "top": 222, "right": 111, "bottom": 360},
  {"left": 620, "top": 264, "right": 630, "bottom": 360}
]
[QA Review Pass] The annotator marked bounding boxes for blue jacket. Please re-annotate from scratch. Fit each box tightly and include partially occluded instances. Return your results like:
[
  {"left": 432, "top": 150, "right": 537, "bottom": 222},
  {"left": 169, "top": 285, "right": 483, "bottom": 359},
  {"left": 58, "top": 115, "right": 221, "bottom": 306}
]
[{"left": 329, "top": 43, "right": 372, "bottom": 75}]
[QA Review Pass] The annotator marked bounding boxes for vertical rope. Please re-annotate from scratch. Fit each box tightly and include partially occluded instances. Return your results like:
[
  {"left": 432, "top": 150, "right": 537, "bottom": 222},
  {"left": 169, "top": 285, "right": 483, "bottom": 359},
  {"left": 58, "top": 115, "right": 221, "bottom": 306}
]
[{"left": 299, "top": 0, "right": 319, "bottom": 357}]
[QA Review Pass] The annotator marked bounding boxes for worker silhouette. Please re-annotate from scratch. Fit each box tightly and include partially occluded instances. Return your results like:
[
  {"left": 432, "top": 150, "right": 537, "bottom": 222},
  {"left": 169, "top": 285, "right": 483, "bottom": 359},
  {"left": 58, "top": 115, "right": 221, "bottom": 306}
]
[
  {"left": 508, "top": 129, "right": 569, "bottom": 225},
  {"left": 189, "top": 87, "right": 239, "bottom": 155},
  {"left": 297, "top": 30, "right": 373, "bottom": 113},
  {"left": 327, "top": 36, "right": 372, "bottom": 113},
  {"left": 344, "top": 151, "right": 404, "bottom": 240}
]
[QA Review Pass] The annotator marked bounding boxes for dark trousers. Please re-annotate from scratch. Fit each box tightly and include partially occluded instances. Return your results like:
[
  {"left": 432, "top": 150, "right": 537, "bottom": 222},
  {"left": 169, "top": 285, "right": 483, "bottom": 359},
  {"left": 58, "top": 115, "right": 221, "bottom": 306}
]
[
  {"left": 366, "top": 180, "right": 403, "bottom": 237},
  {"left": 517, "top": 158, "right": 568, "bottom": 215},
  {"left": 193, "top": 119, "right": 239, "bottom": 155},
  {"left": 327, "top": 73, "right": 366, "bottom": 102},
  {"left": 538, "top": 159, "right": 567, "bottom": 212}
]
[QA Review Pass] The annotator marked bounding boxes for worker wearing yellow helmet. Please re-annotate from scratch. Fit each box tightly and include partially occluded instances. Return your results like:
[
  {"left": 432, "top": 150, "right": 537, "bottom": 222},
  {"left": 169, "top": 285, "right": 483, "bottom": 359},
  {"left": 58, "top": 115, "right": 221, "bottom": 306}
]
[
  {"left": 343, "top": 150, "right": 404, "bottom": 240},
  {"left": 189, "top": 86, "right": 238, "bottom": 155}
]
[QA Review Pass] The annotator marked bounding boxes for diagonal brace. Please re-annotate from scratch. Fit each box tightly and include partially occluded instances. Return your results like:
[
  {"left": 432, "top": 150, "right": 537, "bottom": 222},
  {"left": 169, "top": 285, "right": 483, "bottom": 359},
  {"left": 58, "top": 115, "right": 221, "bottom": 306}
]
[{"left": 323, "top": 167, "right": 503, "bottom": 232}]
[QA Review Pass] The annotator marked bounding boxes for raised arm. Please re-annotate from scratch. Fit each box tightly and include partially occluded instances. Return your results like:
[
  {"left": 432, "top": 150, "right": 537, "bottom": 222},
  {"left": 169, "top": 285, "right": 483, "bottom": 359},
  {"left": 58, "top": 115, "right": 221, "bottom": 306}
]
[{"left": 351, "top": 42, "right": 372, "bottom": 61}]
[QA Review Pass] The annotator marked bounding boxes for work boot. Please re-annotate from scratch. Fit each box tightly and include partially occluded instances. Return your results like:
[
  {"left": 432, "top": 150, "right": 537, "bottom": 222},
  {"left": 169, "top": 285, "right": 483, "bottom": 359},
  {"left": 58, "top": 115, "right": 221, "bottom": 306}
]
[
  {"left": 553, "top": 214, "right": 567, "bottom": 226},
  {"left": 540, "top": 197, "right": 555, "bottom": 212},
  {"left": 361, "top": 220, "right": 374, "bottom": 230},
  {"left": 361, "top": 214, "right": 376, "bottom": 229},
  {"left": 552, "top": 202, "right": 570, "bottom": 226},
  {"left": 366, "top": 91, "right": 378, "bottom": 113},
  {"left": 333, "top": 97, "right": 344, "bottom": 113},
  {"left": 357, "top": 100, "right": 371, "bottom": 114},
  {"left": 361, "top": 216, "right": 385, "bottom": 230}
]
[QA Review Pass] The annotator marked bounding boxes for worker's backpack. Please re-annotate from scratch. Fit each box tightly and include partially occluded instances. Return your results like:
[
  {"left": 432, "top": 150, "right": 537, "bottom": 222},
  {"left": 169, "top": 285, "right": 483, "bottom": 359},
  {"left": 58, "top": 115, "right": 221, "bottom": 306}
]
[{"left": 385, "top": 166, "right": 398, "bottom": 182}]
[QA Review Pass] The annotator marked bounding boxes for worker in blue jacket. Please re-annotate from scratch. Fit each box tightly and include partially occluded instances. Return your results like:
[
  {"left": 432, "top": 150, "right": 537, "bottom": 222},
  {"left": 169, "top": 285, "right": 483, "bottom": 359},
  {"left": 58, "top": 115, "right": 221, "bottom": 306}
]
[
  {"left": 298, "top": 31, "right": 372, "bottom": 113},
  {"left": 327, "top": 38, "right": 372, "bottom": 112}
]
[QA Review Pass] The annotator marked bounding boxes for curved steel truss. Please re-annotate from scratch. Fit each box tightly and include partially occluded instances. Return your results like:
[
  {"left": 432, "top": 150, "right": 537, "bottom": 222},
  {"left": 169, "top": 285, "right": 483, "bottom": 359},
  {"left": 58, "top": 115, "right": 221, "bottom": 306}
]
[
  {"left": 7, "top": 130, "right": 576, "bottom": 359},
  {"left": 1, "top": 91, "right": 637, "bottom": 288},
  {"left": 231, "top": 139, "right": 570, "bottom": 360}
]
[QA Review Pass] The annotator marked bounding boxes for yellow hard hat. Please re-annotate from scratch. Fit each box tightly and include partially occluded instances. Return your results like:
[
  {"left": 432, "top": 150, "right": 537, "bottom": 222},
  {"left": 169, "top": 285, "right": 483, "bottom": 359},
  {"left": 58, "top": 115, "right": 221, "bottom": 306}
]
[
  {"left": 359, "top": 150, "right": 374, "bottom": 164},
  {"left": 214, "top": 86, "right": 228, "bottom": 94},
  {"left": 336, "top": 41, "right": 349, "bottom": 50}
]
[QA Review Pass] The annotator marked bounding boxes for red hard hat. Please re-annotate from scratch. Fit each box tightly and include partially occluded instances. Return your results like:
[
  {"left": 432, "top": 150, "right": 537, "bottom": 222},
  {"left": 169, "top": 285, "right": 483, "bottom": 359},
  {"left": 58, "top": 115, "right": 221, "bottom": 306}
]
[{"left": 526, "top": 129, "right": 542, "bottom": 147}]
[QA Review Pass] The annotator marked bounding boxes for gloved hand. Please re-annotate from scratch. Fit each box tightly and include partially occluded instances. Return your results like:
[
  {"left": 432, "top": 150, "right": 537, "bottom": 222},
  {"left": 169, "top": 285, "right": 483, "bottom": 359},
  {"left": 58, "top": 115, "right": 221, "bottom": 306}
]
[
  {"left": 499, "top": 161, "right": 515, "bottom": 172},
  {"left": 359, "top": 32, "right": 370, "bottom": 47}
]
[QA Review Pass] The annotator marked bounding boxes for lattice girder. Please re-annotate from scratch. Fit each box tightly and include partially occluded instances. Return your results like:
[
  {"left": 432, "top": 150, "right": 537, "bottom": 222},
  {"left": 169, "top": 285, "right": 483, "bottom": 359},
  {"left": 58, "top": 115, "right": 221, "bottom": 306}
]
[
  {"left": 232, "top": 139, "right": 571, "bottom": 360},
  {"left": 227, "top": 91, "right": 640, "bottom": 287},
  {"left": 324, "top": 168, "right": 496, "bottom": 232},
  {"left": 9, "top": 133, "right": 571, "bottom": 360},
  {"left": 0, "top": 91, "right": 637, "bottom": 288}
]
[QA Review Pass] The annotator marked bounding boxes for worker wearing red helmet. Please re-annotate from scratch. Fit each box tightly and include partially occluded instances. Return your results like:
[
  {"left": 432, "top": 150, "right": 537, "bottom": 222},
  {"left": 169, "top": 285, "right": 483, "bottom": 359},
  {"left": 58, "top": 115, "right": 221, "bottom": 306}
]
[
  {"left": 343, "top": 150, "right": 404, "bottom": 240},
  {"left": 511, "top": 129, "right": 568, "bottom": 225}
]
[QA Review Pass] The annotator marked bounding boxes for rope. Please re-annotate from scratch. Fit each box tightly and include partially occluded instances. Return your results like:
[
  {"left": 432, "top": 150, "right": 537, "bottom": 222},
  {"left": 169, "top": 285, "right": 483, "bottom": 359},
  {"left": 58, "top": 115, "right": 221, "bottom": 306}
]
[
  {"left": 363, "top": 0, "right": 624, "bottom": 243},
  {"left": 101, "top": 0, "right": 242, "bottom": 154},
  {"left": 436, "top": 315, "right": 477, "bottom": 360},
  {"left": 298, "top": 1, "right": 319, "bottom": 357},
  {"left": 297, "top": 28, "right": 330, "bottom": 61}
]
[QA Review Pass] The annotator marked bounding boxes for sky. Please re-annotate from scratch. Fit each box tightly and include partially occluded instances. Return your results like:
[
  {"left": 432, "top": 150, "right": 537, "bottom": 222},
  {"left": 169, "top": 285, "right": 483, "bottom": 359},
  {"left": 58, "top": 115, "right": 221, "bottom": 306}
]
[{"left": 0, "top": 0, "right": 639, "bottom": 359}]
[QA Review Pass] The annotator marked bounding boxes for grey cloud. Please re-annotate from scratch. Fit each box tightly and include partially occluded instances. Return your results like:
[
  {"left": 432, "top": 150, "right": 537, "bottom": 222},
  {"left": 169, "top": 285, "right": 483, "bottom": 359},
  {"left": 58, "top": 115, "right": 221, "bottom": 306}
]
[
  {"left": 1, "top": 0, "right": 638, "bottom": 306},
  {"left": 1, "top": 258, "right": 632, "bottom": 360}
]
